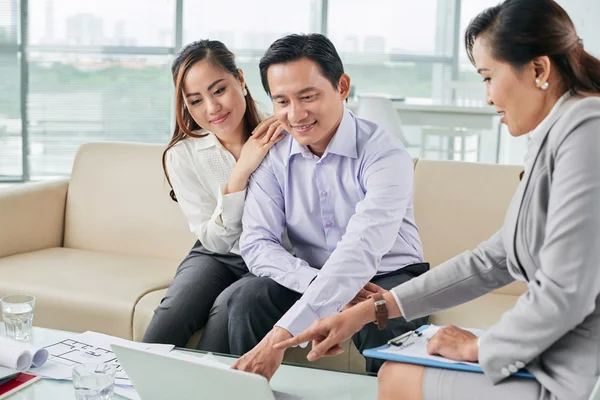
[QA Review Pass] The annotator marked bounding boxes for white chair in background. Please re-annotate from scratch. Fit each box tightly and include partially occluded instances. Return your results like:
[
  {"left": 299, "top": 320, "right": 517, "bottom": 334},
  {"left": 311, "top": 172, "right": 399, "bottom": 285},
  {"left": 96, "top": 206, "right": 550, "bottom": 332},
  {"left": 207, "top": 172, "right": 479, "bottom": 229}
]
[
  {"left": 450, "top": 80, "right": 487, "bottom": 107},
  {"left": 420, "top": 80, "right": 485, "bottom": 162},
  {"left": 420, "top": 126, "right": 481, "bottom": 162},
  {"left": 354, "top": 94, "right": 416, "bottom": 150}
]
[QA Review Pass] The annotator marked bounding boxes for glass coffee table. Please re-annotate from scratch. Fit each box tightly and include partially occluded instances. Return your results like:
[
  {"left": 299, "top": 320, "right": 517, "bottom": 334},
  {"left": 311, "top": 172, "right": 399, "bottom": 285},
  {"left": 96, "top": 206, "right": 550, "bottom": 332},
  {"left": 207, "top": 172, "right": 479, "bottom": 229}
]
[{"left": 0, "top": 326, "right": 378, "bottom": 399}]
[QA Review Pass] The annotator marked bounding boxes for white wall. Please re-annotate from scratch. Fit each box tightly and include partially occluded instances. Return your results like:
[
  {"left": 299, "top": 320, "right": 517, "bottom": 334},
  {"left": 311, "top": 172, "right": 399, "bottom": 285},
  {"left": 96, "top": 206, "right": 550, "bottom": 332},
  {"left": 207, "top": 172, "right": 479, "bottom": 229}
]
[
  {"left": 499, "top": 0, "right": 600, "bottom": 165},
  {"left": 558, "top": 0, "right": 600, "bottom": 58}
]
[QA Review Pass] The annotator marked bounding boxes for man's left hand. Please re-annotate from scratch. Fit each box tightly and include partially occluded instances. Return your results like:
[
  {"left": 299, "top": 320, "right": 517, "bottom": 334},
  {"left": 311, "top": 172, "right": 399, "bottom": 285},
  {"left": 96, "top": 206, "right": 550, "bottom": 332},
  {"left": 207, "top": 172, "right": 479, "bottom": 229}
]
[
  {"left": 426, "top": 325, "right": 479, "bottom": 362},
  {"left": 231, "top": 327, "right": 292, "bottom": 381}
]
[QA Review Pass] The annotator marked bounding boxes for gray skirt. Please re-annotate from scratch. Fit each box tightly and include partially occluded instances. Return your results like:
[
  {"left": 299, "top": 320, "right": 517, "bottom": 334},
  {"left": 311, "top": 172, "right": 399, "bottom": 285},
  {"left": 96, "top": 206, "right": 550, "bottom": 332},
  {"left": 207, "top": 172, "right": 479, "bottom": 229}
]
[{"left": 423, "top": 368, "right": 553, "bottom": 400}]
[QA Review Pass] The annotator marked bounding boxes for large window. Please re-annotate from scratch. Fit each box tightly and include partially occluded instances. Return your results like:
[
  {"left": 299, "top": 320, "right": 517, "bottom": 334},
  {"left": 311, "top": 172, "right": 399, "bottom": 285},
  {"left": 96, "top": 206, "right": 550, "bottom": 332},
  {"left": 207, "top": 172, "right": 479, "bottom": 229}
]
[
  {"left": 21, "top": 0, "right": 176, "bottom": 178},
  {"left": 183, "top": 0, "right": 318, "bottom": 109},
  {"left": 3, "top": 0, "right": 504, "bottom": 181},
  {"left": 28, "top": 0, "right": 175, "bottom": 47},
  {"left": 457, "top": 0, "right": 500, "bottom": 86},
  {"left": 330, "top": 0, "right": 443, "bottom": 56},
  {"left": 329, "top": 0, "right": 455, "bottom": 99},
  {"left": 0, "top": 0, "right": 21, "bottom": 179},
  {"left": 454, "top": 0, "right": 510, "bottom": 164},
  {"left": 27, "top": 53, "right": 173, "bottom": 177}
]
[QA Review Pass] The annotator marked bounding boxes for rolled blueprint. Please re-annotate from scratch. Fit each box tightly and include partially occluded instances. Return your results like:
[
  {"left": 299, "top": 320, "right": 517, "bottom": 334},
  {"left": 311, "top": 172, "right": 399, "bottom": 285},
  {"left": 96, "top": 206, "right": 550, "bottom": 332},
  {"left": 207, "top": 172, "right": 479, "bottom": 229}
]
[
  {"left": 0, "top": 336, "right": 49, "bottom": 371},
  {"left": 0, "top": 340, "right": 31, "bottom": 371},
  {"left": 29, "top": 345, "right": 48, "bottom": 367}
]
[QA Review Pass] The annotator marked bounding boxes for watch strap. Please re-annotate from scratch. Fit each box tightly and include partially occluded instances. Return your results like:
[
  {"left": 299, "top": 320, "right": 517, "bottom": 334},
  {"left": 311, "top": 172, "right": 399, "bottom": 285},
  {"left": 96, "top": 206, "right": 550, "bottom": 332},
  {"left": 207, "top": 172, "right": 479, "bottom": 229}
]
[{"left": 371, "top": 293, "right": 388, "bottom": 330}]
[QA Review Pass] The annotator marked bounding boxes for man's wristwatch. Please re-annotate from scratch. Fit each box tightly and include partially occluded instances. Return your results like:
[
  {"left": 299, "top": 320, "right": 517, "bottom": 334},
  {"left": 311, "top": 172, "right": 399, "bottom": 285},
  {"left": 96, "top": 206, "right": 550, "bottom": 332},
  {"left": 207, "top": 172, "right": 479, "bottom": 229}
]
[{"left": 370, "top": 293, "right": 388, "bottom": 330}]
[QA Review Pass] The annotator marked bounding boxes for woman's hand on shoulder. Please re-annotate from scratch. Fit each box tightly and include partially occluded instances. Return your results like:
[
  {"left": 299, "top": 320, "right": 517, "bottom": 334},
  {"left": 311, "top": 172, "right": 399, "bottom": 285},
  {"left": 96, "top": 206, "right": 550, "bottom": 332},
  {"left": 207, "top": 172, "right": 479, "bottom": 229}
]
[
  {"left": 253, "top": 115, "right": 286, "bottom": 144},
  {"left": 235, "top": 116, "right": 286, "bottom": 177}
]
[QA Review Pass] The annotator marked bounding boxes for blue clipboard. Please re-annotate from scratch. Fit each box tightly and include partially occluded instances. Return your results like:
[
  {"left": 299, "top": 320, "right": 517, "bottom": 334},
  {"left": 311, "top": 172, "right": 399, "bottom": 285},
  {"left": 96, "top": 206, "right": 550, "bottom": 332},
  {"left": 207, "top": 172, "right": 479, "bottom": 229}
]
[{"left": 363, "top": 325, "right": 534, "bottom": 379}]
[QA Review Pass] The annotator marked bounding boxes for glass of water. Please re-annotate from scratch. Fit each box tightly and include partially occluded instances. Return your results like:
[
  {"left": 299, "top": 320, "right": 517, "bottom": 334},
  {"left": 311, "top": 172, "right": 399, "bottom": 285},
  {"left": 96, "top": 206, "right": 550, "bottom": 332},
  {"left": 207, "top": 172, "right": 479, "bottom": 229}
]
[
  {"left": 0, "top": 295, "right": 35, "bottom": 342},
  {"left": 73, "top": 363, "right": 116, "bottom": 400}
]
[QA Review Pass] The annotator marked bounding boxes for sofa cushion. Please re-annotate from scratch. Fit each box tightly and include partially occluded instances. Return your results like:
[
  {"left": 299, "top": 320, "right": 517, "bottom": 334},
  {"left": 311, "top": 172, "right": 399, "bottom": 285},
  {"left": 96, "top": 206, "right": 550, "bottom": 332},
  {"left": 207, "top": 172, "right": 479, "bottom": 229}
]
[
  {"left": 413, "top": 159, "right": 527, "bottom": 297},
  {"left": 430, "top": 293, "right": 519, "bottom": 329},
  {"left": 0, "top": 247, "right": 177, "bottom": 339},
  {"left": 0, "top": 179, "right": 68, "bottom": 259},
  {"left": 64, "top": 142, "right": 196, "bottom": 261}
]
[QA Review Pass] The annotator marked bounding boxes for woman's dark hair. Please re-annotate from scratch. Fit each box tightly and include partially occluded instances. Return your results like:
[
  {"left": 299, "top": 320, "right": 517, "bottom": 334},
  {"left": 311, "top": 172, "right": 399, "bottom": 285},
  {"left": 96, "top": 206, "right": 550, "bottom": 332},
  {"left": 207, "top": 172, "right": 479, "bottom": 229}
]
[
  {"left": 465, "top": 0, "right": 600, "bottom": 96},
  {"left": 258, "top": 33, "right": 345, "bottom": 97},
  {"left": 163, "top": 40, "right": 262, "bottom": 201}
]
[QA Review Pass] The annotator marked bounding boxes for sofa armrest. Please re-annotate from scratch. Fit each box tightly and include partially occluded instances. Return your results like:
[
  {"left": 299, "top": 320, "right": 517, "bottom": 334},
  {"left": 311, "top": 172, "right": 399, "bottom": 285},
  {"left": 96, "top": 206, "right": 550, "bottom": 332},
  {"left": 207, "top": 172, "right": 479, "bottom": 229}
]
[{"left": 0, "top": 179, "right": 69, "bottom": 258}]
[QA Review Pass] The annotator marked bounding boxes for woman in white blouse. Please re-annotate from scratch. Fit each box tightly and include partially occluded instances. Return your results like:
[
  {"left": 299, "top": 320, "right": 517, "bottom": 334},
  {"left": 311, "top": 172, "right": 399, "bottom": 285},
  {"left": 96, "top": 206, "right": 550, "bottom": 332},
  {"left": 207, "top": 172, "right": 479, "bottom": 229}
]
[{"left": 142, "top": 40, "right": 284, "bottom": 352}]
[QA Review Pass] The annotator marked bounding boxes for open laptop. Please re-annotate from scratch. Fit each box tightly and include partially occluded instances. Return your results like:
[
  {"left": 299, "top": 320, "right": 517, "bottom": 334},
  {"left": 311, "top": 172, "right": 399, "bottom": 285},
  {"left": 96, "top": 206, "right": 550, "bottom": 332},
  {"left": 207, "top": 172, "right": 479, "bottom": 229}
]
[{"left": 111, "top": 344, "right": 276, "bottom": 400}]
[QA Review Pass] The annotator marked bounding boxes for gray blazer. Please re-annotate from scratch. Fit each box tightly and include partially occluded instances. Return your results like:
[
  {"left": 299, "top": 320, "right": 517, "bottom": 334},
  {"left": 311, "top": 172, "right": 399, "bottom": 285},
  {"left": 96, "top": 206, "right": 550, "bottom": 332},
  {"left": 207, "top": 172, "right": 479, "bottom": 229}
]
[{"left": 393, "top": 96, "right": 600, "bottom": 400}]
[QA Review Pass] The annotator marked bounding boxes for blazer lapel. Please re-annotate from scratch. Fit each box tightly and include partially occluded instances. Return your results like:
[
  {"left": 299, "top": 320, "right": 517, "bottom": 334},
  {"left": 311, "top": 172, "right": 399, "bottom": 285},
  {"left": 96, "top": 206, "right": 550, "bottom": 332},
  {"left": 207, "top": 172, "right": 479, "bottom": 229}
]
[{"left": 503, "top": 99, "right": 576, "bottom": 279}]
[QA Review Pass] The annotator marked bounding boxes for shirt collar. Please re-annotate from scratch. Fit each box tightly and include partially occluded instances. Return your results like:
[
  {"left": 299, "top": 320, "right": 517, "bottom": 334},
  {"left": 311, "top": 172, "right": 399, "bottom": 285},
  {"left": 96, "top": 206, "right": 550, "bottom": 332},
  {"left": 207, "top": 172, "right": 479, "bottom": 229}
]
[
  {"left": 289, "top": 109, "right": 358, "bottom": 160},
  {"left": 528, "top": 91, "right": 572, "bottom": 143},
  {"left": 192, "top": 130, "right": 220, "bottom": 151},
  {"left": 523, "top": 91, "right": 572, "bottom": 171}
]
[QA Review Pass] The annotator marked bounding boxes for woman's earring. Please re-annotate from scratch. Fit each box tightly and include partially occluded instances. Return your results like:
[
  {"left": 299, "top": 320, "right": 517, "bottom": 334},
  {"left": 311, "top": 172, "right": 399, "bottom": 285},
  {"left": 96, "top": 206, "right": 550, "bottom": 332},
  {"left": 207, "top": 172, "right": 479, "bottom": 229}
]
[
  {"left": 242, "top": 87, "right": 248, "bottom": 96},
  {"left": 536, "top": 78, "right": 549, "bottom": 90}
]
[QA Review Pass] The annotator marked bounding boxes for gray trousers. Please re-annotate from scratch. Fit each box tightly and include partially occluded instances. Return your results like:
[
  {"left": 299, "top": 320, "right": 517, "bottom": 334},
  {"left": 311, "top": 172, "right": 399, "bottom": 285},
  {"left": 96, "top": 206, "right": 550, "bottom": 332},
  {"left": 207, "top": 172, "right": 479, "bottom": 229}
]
[
  {"left": 423, "top": 368, "right": 548, "bottom": 400},
  {"left": 142, "top": 241, "right": 251, "bottom": 353},
  {"left": 226, "top": 263, "right": 430, "bottom": 373}
]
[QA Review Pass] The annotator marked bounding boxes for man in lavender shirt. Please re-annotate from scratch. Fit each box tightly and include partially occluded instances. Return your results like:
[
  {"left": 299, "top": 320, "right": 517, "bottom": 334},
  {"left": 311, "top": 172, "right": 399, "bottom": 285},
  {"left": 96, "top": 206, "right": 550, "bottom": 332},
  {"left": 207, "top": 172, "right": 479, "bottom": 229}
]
[{"left": 229, "top": 33, "right": 428, "bottom": 379}]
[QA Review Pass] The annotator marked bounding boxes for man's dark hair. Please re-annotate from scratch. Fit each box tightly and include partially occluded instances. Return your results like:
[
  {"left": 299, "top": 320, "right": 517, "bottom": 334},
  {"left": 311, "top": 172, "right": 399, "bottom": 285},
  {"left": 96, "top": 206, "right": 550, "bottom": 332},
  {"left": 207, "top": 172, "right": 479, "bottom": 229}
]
[{"left": 259, "top": 33, "right": 345, "bottom": 97}]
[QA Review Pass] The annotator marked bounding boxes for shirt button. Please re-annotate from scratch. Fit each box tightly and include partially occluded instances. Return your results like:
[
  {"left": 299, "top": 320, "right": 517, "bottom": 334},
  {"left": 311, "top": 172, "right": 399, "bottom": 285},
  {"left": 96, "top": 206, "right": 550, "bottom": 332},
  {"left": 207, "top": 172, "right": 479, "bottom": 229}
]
[
  {"left": 500, "top": 367, "right": 510, "bottom": 377},
  {"left": 515, "top": 361, "right": 525, "bottom": 369},
  {"left": 321, "top": 191, "right": 328, "bottom": 197},
  {"left": 325, "top": 221, "right": 332, "bottom": 228},
  {"left": 508, "top": 364, "right": 518, "bottom": 373}
]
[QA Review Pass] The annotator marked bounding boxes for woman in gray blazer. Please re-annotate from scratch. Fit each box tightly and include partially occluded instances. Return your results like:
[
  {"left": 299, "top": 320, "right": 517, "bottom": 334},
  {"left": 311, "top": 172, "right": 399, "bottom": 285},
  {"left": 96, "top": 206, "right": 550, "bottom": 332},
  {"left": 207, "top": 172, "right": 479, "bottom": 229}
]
[{"left": 274, "top": 1, "right": 600, "bottom": 399}]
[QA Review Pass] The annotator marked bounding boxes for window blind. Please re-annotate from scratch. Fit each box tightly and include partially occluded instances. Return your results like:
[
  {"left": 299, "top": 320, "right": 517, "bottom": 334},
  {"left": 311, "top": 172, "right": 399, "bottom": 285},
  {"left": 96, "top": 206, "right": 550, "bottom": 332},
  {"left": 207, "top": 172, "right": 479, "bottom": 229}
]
[{"left": 0, "top": 0, "right": 22, "bottom": 178}]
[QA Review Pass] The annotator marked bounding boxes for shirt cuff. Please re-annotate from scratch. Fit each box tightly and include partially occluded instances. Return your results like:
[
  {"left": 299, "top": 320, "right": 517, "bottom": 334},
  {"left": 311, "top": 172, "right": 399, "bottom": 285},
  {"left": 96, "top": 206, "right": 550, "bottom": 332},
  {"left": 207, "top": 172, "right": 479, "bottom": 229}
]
[
  {"left": 275, "top": 301, "right": 320, "bottom": 337},
  {"left": 390, "top": 289, "right": 403, "bottom": 312},
  {"left": 284, "top": 266, "right": 319, "bottom": 294},
  {"left": 216, "top": 183, "right": 246, "bottom": 228}
]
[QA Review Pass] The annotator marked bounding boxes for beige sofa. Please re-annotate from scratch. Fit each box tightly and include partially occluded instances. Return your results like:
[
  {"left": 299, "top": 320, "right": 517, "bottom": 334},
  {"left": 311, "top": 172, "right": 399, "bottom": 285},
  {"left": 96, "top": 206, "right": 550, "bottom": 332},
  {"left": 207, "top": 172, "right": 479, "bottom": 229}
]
[{"left": 0, "top": 142, "right": 526, "bottom": 372}]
